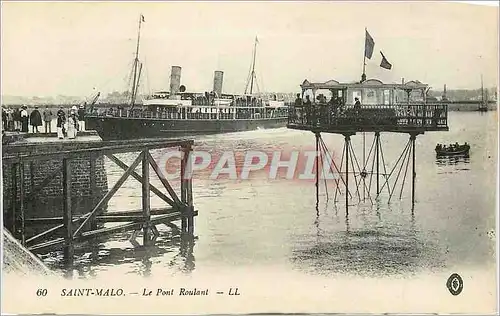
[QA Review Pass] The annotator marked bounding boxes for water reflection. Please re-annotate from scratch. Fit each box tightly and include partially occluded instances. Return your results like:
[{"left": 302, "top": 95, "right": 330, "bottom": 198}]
[
  {"left": 435, "top": 154, "right": 470, "bottom": 166},
  {"left": 46, "top": 227, "right": 196, "bottom": 279},
  {"left": 291, "top": 202, "right": 445, "bottom": 277}
]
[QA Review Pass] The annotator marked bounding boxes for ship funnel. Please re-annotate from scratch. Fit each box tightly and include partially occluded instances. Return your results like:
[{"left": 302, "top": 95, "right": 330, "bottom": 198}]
[
  {"left": 213, "top": 71, "right": 224, "bottom": 96},
  {"left": 169, "top": 66, "right": 182, "bottom": 97}
]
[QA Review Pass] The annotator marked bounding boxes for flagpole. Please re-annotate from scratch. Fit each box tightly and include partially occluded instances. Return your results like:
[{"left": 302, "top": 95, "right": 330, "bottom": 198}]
[{"left": 362, "top": 27, "right": 367, "bottom": 82}]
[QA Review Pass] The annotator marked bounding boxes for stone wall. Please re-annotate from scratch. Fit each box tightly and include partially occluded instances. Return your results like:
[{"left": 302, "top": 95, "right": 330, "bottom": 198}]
[{"left": 2, "top": 138, "right": 109, "bottom": 234}]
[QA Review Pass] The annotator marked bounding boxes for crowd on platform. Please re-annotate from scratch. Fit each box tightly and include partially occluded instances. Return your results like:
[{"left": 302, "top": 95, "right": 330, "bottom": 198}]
[{"left": 2, "top": 104, "right": 86, "bottom": 139}]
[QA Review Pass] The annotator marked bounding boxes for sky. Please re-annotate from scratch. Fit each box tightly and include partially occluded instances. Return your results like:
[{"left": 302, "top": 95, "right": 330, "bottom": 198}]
[{"left": 1, "top": 1, "right": 498, "bottom": 97}]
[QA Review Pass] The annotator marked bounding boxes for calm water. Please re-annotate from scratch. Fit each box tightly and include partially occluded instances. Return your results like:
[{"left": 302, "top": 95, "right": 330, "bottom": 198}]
[{"left": 36, "top": 111, "right": 496, "bottom": 280}]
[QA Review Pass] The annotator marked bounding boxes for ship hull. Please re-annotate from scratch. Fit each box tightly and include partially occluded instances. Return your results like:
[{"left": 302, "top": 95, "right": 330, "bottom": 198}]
[{"left": 85, "top": 116, "right": 288, "bottom": 140}]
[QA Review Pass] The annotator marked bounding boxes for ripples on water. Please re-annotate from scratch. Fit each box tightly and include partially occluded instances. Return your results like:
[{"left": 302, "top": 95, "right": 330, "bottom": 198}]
[{"left": 39, "top": 112, "right": 497, "bottom": 279}]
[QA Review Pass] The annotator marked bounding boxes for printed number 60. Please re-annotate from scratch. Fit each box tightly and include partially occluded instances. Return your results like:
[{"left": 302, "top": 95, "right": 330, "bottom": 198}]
[{"left": 36, "top": 289, "right": 48, "bottom": 296}]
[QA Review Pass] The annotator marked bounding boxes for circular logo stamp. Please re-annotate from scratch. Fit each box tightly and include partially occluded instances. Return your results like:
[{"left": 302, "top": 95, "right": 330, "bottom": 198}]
[{"left": 446, "top": 273, "right": 464, "bottom": 296}]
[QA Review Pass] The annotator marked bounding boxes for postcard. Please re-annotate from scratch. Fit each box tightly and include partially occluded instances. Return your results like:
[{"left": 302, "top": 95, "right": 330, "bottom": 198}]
[{"left": 1, "top": 1, "right": 498, "bottom": 314}]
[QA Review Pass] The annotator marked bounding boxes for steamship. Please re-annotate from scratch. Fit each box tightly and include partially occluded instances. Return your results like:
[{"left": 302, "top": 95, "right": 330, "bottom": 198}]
[{"left": 84, "top": 17, "right": 289, "bottom": 140}]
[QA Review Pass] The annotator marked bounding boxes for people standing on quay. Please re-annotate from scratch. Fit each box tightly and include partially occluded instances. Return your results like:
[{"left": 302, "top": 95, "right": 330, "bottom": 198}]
[
  {"left": 57, "top": 106, "right": 66, "bottom": 139},
  {"left": 43, "top": 106, "right": 54, "bottom": 133},
  {"left": 78, "top": 104, "right": 86, "bottom": 131},
  {"left": 2, "top": 106, "right": 7, "bottom": 131},
  {"left": 29, "top": 106, "right": 42, "bottom": 133},
  {"left": 67, "top": 107, "right": 79, "bottom": 139},
  {"left": 13, "top": 107, "right": 21, "bottom": 131},
  {"left": 6, "top": 107, "right": 14, "bottom": 131},
  {"left": 20, "top": 105, "right": 29, "bottom": 132}
]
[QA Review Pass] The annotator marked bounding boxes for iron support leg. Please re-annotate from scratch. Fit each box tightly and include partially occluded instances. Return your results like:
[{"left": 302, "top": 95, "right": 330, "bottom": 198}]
[
  {"left": 345, "top": 135, "right": 350, "bottom": 216},
  {"left": 411, "top": 134, "right": 416, "bottom": 209},
  {"left": 315, "top": 132, "right": 320, "bottom": 208},
  {"left": 375, "top": 132, "right": 380, "bottom": 196}
]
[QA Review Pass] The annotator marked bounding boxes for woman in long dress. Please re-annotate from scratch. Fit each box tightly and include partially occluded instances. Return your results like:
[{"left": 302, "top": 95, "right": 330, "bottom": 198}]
[
  {"left": 56, "top": 107, "right": 66, "bottom": 139},
  {"left": 67, "top": 112, "right": 79, "bottom": 139}
]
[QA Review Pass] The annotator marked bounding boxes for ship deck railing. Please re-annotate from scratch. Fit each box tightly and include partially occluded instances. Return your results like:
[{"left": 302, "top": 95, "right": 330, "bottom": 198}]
[
  {"left": 85, "top": 107, "right": 289, "bottom": 121},
  {"left": 287, "top": 103, "right": 448, "bottom": 134}
]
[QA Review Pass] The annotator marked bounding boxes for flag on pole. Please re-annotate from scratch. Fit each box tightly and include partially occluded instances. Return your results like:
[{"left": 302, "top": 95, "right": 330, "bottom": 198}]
[
  {"left": 141, "top": 14, "right": 145, "bottom": 22},
  {"left": 364, "top": 29, "right": 375, "bottom": 59},
  {"left": 255, "top": 36, "right": 259, "bottom": 44},
  {"left": 380, "top": 51, "right": 392, "bottom": 70}
]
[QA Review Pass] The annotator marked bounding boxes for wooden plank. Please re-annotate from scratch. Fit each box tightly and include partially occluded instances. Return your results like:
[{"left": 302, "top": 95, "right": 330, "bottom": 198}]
[
  {"left": 146, "top": 151, "right": 181, "bottom": 205},
  {"left": 28, "top": 237, "right": 65, "bottom": 251},
  {"left": 107, "top": 153, "right": 175, "bottom": 207},
  {"left": 73, "top": 151, "right": 144, "bottom": 237}
]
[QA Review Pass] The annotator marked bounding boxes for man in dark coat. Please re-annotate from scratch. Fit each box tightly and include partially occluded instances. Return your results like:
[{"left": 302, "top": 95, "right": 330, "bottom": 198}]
[
  {"left": 13, "top": 107, "right": 21, "bottom": 131},
  {"left": 29, "top": 106, "right": 43, "bottom": 133},
  {"left": 43, "top": 106, "right": 54, "bottom": 133}
]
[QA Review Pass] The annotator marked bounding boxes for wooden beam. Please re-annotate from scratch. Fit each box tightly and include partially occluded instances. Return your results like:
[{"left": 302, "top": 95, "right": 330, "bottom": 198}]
[
  {"left": 3, "top": 139, "right": 195, "bottom": 163},
  {"left": 62, "top": 158, "right": 74, "bottom": 265},
  {"left": 28, "top": 237, "right": 65, "bottom": 251},
  {"left": 25, "top": 217, "right": 84, "bottom": 245},
  {"left": 106, "top": 153, "right": 175, "bottom": 207},
  {"left": 180, "top": 147, "right": 188, "bottom": 233},
  {"left": 19, "top": 162, "right": 25, "bottom": 245},
  {"left": 142, "top": 150, "right": 151, "bottom": 246},
  {"left": 90, "top": 152, "right": 97, "bottom": 231},
  {"left": 25, "top": 207, "right": 179, "bottom": 224},
  {"left": 146, "top": 151, "right": 181, "bottom": 205},
  {"left": 73, "top": 151, "right": 144, "bottom": 237},
  {"left": 81, "top": 212, "right": 182, "bottom": 239},
  {"left": 27, "top": 211, "right": 195, "bottom": 251}
]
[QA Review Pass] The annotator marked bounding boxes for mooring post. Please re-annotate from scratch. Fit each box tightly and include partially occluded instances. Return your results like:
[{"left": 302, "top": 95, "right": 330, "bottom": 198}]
[
  {"left": 375, "top": 132, "right": 380, "bottom": 196},
  {"left": 10, "top": 163, "right": 18, "bottom": 236},
  {"left": 142, "top": 150, "right": 151, "bottom": 246},
  {"left": 19, "top": 161, "right": 25, "bottom": 245},
  {"left": 345, "top": 135, "right": 350, "bottom": 216},
  {"left": 411, "top": 134, "right": 417, "bottom": 209},
  {"left": 89, "top": 153, "right": 97, "bottom": 231},
  {"left": 62, "top": 158, "right": 74, "bottom": 266},
  {"left": 180, "top": 146, "right": 188, "bottom": 234},
  {"left": 315, "top": 132, "right": 320, "bottom": 208}
]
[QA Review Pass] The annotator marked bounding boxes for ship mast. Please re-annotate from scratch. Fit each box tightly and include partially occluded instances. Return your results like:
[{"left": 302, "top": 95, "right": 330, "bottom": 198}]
[
  {"left": 245, "top": 36, "right": 259, "bottom": 95},
  {"left": 130, "top": 14, "right": 144, "bottom": 109}
]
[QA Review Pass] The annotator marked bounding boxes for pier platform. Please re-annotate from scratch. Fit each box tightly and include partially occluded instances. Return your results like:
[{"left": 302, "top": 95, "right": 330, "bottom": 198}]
[{"left": 287, "top": 103, "right": 449, "bottom": 135}]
